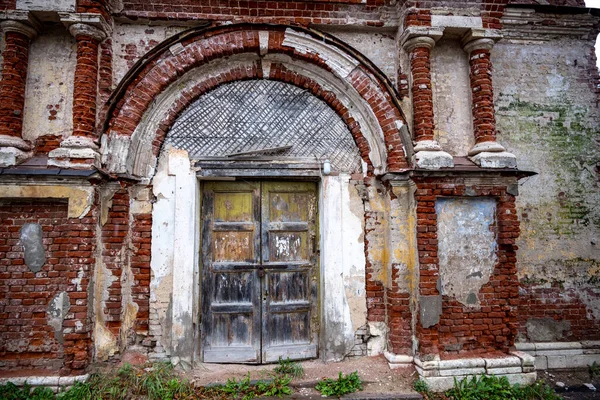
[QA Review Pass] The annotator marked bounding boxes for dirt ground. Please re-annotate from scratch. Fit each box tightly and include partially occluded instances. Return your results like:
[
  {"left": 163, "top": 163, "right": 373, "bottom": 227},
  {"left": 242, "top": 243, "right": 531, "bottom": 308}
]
[
  {"left": 537, "top": 369, "right": 600, "bottom": 399},
  {"left": 187, "top": 355, "right": 420, "bottom": 397}
]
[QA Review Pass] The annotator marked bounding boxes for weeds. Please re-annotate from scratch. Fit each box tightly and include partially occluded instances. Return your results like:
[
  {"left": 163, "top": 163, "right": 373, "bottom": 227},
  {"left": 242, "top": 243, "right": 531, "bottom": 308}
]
[
  {"left": 315, "top": 371, "right": 363, "bottom": 397},
  {"left": 0, "top": 382, "right": 55, "bottom": 400},
  {"left": 590, "top": 361, "right": 600, "bottom": 379},
  {"left": 446, "top": 375, "right": 561, "bottom": 400},
  {"left": 273, "top": 357, "right": 304, "bottom": 378},
  {"left": 414, "top": 378, "right": 435, "bottom": 399}
]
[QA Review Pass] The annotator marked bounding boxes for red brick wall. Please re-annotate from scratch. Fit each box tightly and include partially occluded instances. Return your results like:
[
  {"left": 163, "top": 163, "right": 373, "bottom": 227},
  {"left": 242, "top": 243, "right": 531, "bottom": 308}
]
[
  {"left": 0, "top": 32, "right": 30, "bottom": 139},
  {"left": 414, "top": 178, "right": 520, "bottom": 357},
  {"left": 131, "top": 212, "right": 151, "bottom": 335},
  {"left": 0, "top": 201, "right": 96, "bottom": 376},
  {"left": 519, "top": 286, "right": 600, "bottom": 342},
  {"left": 100, "top": 189, "right": 129, "bottom": 336},
  {"left": 118, "top": 0, "right": 391, "bottom": 26},
  {"left": 0, "top": 0, "right": 15, "bottom": 10}
]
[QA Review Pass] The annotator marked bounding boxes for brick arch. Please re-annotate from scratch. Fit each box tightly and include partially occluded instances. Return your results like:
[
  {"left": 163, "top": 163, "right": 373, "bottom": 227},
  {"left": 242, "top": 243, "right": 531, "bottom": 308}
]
[{"left": 103, "top": 24, "right": 411, "bottom": 178}]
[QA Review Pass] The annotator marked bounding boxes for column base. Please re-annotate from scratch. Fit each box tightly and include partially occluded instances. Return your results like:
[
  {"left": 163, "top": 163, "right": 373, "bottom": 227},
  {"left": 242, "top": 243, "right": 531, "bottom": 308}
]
[
  {"left": 48, "top": 136, "right": 101, "bottom": 169},
  {"left": 415, "top": 150, "right": 454, "bottom": 170},
  {"left": 384, "top": 351, "right": 414, "bottom": 370},
  {"left": 0, "top": 146, "right": 32, "bottom": 167},
  {"left": 470, "top": 151, "right": 517, "bottom": 169},
  {"left": 415, "top": 352, "right": 536, "bottom": 392},
  {"left": 0, "top": 134, "right": 33, "bottom": 167}
]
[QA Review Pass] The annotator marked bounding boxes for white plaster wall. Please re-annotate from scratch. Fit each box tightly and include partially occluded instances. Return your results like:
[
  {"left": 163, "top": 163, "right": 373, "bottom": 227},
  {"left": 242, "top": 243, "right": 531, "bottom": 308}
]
[
  {"left": 321, "top": 27, "right": 398, "bottom": 86},
  {"left": 493, "top": 34, "right": 600, "bottom": 319},
  {"left": 16, "top": 0, "right": 75, "bottom": 12},
  {"left": 22, "top": 26, "right": 76, "bottom": 142},
  {"left": 149, "top": 146, "right": 199, "bottom": 365},
  {"left": 431, "top": 37, "right": 474, "bottom": 156},
  {"left": 321, "top": 174, "right": 367, "bottom": 361},
  {"left": 112, "top": 23, "right": 186, "bottom": 87}
]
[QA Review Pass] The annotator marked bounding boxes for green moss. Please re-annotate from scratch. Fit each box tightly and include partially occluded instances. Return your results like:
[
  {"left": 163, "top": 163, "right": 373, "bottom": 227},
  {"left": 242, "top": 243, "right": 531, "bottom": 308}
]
[{"left": 497, "top": 96, "right": 600, "bottom": 235}]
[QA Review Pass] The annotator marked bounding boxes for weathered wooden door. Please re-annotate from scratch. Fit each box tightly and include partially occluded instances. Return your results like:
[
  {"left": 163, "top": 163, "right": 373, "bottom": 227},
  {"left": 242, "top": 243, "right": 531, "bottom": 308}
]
[{"left": 201, "top": 181, "right": 318, "bottom": 363}]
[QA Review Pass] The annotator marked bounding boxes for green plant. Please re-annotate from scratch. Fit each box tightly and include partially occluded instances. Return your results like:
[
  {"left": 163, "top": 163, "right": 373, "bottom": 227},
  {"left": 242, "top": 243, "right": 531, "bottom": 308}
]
[
  {"left": 315, "top": 371, "right": 363, "bottom": 397},
  {"left": 273, "top": 357, "right": 304, "bottom": 378},
  {"left": 215, "top": 373, "right": 293, "bottom": 400},
  {"left": 590, "top": 361, "right": 600, "bottom": 378},
  {"left": 0, "top": 382, "right": 56, "bottom": 400},
  {"left": 413, "top": 378, "right": 436, "bottom": 399},
  {"left": 446, "top": 375, "right": 562, "bottom": 400}
]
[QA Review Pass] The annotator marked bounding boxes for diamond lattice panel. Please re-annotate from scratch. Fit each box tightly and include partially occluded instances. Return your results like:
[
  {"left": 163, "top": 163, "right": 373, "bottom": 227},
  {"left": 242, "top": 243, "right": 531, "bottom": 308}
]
[{"left": 165, "top": 80, "right": 362, "bottom": 173}]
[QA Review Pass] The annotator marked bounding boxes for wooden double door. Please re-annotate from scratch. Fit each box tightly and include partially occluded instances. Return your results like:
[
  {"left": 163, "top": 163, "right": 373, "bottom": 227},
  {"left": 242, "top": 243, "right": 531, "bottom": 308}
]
[{"left": 201, "top": 181, "right": 319, "bottom": 363}]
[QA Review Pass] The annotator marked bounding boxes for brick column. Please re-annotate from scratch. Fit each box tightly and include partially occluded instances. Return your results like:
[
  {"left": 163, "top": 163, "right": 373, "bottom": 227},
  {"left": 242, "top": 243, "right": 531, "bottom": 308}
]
[
  {"left": 463, "top": 32, "right": 516, "bottom": 168},
  {"left": 49, "top": 23, "right": 106, "bottom": 169},
  {"left": 0, "top": 20, "right": 37, "bottom": 167},
  {"left": 402, "top": 34, "right": 453, "bottom": 170}
]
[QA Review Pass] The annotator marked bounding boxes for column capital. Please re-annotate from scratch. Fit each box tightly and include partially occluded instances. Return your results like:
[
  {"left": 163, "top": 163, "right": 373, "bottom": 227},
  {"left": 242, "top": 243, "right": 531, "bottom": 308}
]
[
  {"left": 403, "top": 36, "right": 436, "bottom": 53},
  {"left": 400, "top": 26, "right": 444, "bottom": 52},
  {"left": 68, "top": 23, "right": 106, "bottom": 42},
  {"left": 0, "top": 20, "right": 38, "bottom": 40},
  {"left": 461, "top": 28, "right": 502, "bottom": 53}
]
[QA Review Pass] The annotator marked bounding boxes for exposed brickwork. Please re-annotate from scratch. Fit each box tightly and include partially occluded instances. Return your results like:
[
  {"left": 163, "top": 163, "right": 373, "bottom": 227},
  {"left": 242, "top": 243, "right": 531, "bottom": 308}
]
[
  {"left": 0, "top": 0, "right": 15, "bottom": 10},
  {"left": 519, "top": 285, "right": 600, "bottom": 342},
  {"left": 405, "top": 9, "right": 431, "bottom": 27},
  {"left": 118, "top": 0, "right": 392, "bottom": 26},
  {"left": 107, "top": 26, "right": 409, "bottom": 172},
  {"left": 73, "top": 35, "right": 101, "bottom": 140},
  {"left": 0, "top": 31, "right": 31, "bottom": 139},
  {"left": 0, "top": 200, "right": 96, "bottom": 375},
  {"left": 414, "top": 178, "right": 520, "bottom": 356},
  {"left": 130, "top": 212, "right": 151, "bottom": 334},
  {"left": 468, "top": 48, "right": 497, "bottom": 144},
  {"left": 364, "top": 209, "right": 386, "bottom": 323},
  {"left": 101, "top": 189, "right": 129, "bottom": 336},
  {"left": 97, "top": 39, "right": 113, "bottom": 132},
  {"left": 409, "top": 45, "right": 435, "bottom": 142},
  {"left": 34, "top": 135, "right": 62, "bottom": 155},
  {"left": 77, "top": 0, "right": 111, "bottom": 23},
  {"left": 388, "top": 265, "right": 412, "bottom": 354}
]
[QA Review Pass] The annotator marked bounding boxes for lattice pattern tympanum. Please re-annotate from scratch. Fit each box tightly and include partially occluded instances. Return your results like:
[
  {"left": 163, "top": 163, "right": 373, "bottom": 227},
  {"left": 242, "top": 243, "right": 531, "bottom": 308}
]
[{"left": 165, "top": 80, "right": 362, "bottom": 173}]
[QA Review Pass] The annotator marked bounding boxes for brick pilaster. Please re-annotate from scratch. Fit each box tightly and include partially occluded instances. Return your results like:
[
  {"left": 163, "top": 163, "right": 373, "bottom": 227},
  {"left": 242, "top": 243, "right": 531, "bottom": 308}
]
[
  {"left": 401, "top": 32, "right": 453, "bottom": 169},
  {"left": 0, "top": 20, "right": 37, "bottom": 166},
  {"left": 405, "top": 37, "right": 435, "bottom": 144},
  {"left": 463, "top": 33, "right": 516, "bottom": 168},
  {"left": 49, "top": 23, "right": 106, "bottom": 169},
  {"left": 464, "top": 38, "right": 498, "bottom": 146}
]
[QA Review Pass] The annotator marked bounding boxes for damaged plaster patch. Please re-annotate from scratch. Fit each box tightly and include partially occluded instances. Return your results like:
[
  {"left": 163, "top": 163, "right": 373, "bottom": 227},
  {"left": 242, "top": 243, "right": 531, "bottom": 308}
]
[
  {"left": 420, "top": 295, "right": 442, "bottom": 328},
  {"left": 436, "top": 198, "right": 497, "bottom": 306},
  {"left": 20, "top": 223, "right": 46, "bottom": 272},
  {"left": 526, "top": 318, "right": 571, "bottom": 342},
  {"left": 47, "top": 292, "right": 70, "bottom": 344}
]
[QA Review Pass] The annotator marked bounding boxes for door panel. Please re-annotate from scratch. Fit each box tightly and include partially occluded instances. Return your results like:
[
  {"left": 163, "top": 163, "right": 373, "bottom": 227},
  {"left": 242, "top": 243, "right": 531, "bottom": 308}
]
[
  {"left": 202, "top": 181, "right": 318, "bottom": 364},
  {"left": 261, "top": 182, "right": 318, "bottom": 362},
  {"left": 202, "top": 181, "right": 261, "bottom": 363}
]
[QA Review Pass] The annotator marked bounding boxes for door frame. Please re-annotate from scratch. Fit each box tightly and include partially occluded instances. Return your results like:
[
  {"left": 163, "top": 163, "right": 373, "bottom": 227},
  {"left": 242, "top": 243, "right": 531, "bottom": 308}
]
[
  {"left": 193, "top": 173, "right": 365, "bottom": 364},
  {"left": 198, "top": 179, "right": 321, "bottom": 364}
]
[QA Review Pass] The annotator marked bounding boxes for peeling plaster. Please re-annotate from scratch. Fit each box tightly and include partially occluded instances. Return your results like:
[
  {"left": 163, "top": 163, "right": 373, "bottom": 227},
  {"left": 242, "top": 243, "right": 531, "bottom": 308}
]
[
  {"left": 47, "top": 292, "right": 70, "bottom": 344},
  {"left": 20, "top": 223, "right": 46, "bottom": 272},
  {"left": 436, "top": 198, "right": 497, "bottom": 306},
  {"left": 22, "top": 26, "right": 75, "bottom": 143}
]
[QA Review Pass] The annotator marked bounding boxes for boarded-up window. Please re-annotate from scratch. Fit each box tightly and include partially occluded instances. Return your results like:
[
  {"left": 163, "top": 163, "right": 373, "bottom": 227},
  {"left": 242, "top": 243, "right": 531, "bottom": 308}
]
[{"left": 436, "top": 198, "right": 497, "bottom": 306}]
